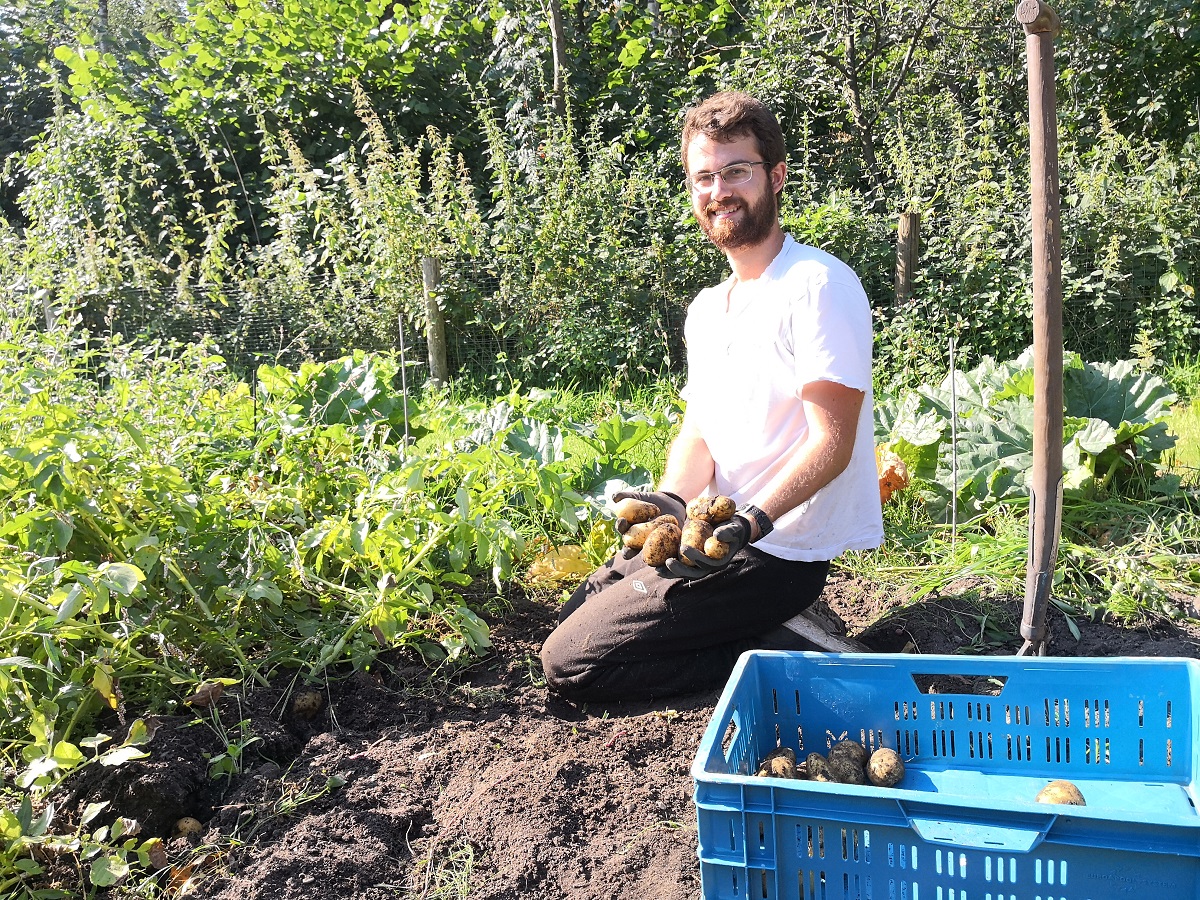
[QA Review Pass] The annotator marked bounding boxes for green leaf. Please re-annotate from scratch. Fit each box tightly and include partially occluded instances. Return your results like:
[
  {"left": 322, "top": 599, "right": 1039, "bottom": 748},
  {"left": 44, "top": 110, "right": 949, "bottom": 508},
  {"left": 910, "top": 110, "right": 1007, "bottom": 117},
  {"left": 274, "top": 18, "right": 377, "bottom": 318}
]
[
  {"left": 1065, "top": 360, "right": 1177, "bottom": 426},
  {"left": 98, "top": 562, "right": 145, "bottom": 596},
  {"left": 124, "top": 718, "right": 156, "bottom": 746},
  {"left": 506, "top": 418, "right": 563, "bottom": 465},
  {"left": 98, "top": 746, "right": 150, "bottom": 767},
  {"left": 90, "top": 855, "right": 130, "bottom": 887},
  {"left": 53, "top": 583, "right": 87, "bottom": 623},
  {"left": 81, "top": 801, "right": 109, "bottom": 826},
  {"left": 52, "top": 741, "right": 85, "bottom": 770},
  {"left": 618, "top": 37, "right": 648, "bottom": 67},
  {"left": 1, "top": 807, "right": 22, "bottom": 839}
]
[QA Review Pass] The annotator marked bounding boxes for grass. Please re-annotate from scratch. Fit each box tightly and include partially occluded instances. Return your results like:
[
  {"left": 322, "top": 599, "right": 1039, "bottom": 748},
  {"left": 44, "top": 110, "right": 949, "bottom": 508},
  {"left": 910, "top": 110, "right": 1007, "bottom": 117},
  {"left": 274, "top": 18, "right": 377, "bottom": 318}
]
[{"left": 1166, "top": 401, "right": 1200, "bottom": 487}]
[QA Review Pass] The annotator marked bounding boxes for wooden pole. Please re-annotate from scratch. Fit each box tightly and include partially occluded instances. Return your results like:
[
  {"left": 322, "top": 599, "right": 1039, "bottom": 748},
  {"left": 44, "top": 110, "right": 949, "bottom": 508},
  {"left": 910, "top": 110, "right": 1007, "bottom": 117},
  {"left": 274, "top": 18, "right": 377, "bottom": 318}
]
[
  {"left": 895, "top": 211, "right": 920, "bottom": 302},
  {"left": 421, "top": 256, "right": 449, "bottom": 387},
  {"left": 548, "top": 0, "right": 567, "bottom": 119},
  {"left": 1016, "top": 0, "right": 1063, "bottom": 657}
]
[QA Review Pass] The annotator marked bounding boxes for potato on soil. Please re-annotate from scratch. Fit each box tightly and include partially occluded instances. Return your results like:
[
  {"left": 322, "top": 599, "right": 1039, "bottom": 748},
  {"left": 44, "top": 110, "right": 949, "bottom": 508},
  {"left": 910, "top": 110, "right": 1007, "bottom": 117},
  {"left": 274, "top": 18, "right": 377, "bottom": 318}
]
[
  {"left": 641, "top": 523, "right": 682, "bottom": 566},
  {"left": 866, "top": 748, "right": 905, "bottom": 787},
  {"left": 755, "top": 746, "right": 797, "bottom": 779},
  {"left": 828, "top": 755, "right": 866, "bottom": 784},
  {"left": 680, "top": 518, "right": 714, "bottom": 553},
  {"left": 622, "top": 514, "right": 681, "bottom": 549},
  {"left": 1035, "top": 779, "right": 1086, "bottom": 806},
  {"left": 829, "top": 740, "right": 868, "bottom": 767},
  {"left": 174, "top": 816, "right": 203, "bottom": 837},
  {"left": 614, "top": 498, "right": 660, "bottom": 526},
  {"left": 291, "top": 689, "right": 324, "bottom": 719},
  {"left": 686, "top": 495, "right": 736, "bottom": 524},
  {"left": 805, "top": 752, "right": 834, "bottom": 782}
]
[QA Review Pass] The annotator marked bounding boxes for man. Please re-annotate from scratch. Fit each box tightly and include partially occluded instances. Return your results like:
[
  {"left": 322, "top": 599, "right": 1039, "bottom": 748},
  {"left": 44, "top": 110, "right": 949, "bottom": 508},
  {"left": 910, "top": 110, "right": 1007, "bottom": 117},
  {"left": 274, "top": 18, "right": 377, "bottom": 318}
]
[{"left": 540, "top": 91, "right": 883, "bottom": 702}]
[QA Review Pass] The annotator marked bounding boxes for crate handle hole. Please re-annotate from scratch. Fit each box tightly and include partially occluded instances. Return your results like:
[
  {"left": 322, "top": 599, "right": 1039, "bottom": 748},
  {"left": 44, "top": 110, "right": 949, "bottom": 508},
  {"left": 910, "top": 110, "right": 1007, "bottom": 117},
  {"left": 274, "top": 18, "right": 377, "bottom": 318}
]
[{"left": 910, "top": 673, "right": 1008, "bottom": 695}]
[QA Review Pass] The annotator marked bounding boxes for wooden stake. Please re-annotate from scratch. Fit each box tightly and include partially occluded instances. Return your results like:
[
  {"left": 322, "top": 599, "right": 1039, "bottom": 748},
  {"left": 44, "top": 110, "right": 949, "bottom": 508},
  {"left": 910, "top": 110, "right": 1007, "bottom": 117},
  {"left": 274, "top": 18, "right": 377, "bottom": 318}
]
[{"left": 1016, "top": 0, "right": 1064, "bottom": 656}]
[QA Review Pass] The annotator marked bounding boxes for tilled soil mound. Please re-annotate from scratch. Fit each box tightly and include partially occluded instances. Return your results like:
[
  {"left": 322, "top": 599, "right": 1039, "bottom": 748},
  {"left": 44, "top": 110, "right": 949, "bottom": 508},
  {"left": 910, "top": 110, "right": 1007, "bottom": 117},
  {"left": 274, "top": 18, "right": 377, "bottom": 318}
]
[{"left": 65, "top": 571, "right": 1200, "bottom": 900}]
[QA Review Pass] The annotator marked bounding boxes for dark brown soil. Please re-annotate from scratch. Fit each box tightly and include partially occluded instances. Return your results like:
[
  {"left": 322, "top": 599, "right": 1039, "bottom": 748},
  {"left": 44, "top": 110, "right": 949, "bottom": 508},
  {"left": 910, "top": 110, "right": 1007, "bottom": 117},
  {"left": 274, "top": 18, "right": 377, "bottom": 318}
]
[{"left": 64, "top": 571, "right": 1200, "bottom": 900}]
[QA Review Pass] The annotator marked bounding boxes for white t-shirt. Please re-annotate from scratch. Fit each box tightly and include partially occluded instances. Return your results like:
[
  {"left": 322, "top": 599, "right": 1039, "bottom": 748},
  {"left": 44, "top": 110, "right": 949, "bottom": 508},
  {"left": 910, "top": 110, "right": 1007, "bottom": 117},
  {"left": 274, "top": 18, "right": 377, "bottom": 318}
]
[{"left": 680, "top": 234, "right": 884, "bottom": 561}]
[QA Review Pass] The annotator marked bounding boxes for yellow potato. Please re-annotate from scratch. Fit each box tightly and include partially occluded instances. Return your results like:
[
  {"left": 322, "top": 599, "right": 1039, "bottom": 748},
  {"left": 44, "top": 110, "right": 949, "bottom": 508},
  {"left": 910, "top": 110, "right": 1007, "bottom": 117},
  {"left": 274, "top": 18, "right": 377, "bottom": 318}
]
[
  {"left": 292, "top": 689, "right": 324, "bottom": 719},
  {"left": 685, "top": 495, "right": 737, "bottom": 524},
  {"left": 1035, "top": 779, "right": 1086, "bottom": 805},
  {"left": 622, "top": 515, "right": 680, "bottom": 549},
  {"left": 642, "top": 523, "right": 682, "bottom": 567},
  {"left": 614, "top": 498, "right": 659, "bottom": 525},
  {"left": 703, "top": 536, "right": 730, "bottom": 560},
  {"left": 755, "top": 746, "right": 797, "bottom": 779},
  {"left": 680, "top": 518, "right": 714, "bottom": 553},
  {"left": 866, "top": 748, "right": 905, "bottom": 787},
  {"left": 174, "top": 816, "right": 203, "bottom": 837}
]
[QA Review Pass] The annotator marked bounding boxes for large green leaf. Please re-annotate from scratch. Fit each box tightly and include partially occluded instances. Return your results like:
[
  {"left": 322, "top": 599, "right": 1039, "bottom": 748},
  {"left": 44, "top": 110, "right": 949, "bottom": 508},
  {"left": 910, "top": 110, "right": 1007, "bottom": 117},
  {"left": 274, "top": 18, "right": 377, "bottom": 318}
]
[{"left": 1064, "top": 360, "right": 1177, "bottom": 427}]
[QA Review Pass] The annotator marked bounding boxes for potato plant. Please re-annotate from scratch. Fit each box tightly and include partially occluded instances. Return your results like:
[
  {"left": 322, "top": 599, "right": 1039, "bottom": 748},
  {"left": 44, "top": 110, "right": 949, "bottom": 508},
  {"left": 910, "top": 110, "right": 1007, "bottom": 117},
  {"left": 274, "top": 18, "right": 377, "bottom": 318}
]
[{"left": 0, "top": 326, "right": 670, "bottom": 893}]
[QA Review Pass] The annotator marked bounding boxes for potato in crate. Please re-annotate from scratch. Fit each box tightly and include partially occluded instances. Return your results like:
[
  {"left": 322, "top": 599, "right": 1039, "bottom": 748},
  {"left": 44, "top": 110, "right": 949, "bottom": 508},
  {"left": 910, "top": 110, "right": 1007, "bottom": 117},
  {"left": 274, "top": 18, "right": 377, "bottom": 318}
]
[{"left": 691, "top": 651, "right": 1200, "bottom": 900}]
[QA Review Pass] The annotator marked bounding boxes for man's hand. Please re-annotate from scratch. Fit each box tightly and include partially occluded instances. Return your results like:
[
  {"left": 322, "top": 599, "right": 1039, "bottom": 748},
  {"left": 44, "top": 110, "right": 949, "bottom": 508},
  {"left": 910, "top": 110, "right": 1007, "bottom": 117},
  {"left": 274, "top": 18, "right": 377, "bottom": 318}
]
[
  {"left": 612, "top": 489, "right": 686, "bottom": 560},
  {"left": 664, "top": 505, "right": 772, "bottom": 577},
  {"left": 611, "top": 489, "right": 686, "bottom": 533}
]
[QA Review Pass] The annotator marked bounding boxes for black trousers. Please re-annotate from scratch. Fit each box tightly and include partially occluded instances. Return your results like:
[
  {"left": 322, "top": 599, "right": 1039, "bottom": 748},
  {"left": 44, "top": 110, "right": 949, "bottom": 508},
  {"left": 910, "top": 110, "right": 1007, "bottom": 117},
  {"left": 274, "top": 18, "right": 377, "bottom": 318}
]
[{"left": 539, "top": 546, "right": 829, "bottom": 702}]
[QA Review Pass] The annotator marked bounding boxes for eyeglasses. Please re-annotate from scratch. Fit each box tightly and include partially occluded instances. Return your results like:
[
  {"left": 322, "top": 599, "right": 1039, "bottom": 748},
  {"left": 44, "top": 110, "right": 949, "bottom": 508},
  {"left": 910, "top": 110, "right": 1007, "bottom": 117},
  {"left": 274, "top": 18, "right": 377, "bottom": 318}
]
[{"left": 685, "top": 161, "right": 772, "bottom": 193}]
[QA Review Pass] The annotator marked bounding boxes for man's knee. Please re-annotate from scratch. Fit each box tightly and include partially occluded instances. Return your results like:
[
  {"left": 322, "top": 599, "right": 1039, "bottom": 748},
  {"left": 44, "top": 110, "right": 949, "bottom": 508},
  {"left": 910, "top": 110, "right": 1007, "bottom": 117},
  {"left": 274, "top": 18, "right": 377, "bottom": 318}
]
[{"left": 539, "top": 626, "right": 582, "bottom": 696}]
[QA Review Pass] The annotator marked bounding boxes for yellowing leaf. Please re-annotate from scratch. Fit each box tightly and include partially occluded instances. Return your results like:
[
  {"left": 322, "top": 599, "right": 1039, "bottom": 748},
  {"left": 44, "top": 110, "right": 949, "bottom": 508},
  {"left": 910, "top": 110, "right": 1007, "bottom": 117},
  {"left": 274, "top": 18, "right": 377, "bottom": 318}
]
[{"left": 93, "top": 666, "right": 118, "bottom": 709}]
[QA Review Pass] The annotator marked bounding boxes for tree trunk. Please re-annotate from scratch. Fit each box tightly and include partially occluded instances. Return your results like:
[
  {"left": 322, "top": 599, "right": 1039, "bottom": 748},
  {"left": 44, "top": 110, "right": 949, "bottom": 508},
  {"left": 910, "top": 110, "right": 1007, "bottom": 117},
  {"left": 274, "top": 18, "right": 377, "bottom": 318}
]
[
  {"left": 548, "top": 0, "right": 567, "bottom": 119},
  {"left": 421, "top": 257, "right": 449, "bottom": 386}
]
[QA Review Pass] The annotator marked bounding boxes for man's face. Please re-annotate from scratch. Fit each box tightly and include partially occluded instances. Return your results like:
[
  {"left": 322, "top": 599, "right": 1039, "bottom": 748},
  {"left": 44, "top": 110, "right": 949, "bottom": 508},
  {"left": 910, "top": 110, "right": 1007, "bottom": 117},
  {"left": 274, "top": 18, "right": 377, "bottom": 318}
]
[{"left": 686, "top": 133, "right": 782, "bottom": 252}]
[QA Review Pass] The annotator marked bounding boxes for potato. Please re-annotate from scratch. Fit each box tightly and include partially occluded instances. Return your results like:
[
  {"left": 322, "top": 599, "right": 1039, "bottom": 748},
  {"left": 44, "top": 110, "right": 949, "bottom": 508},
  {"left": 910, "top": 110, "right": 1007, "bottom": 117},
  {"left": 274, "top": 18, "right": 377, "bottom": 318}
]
[
  {"left": 1035, "top": 779, "right": 1086, "bottom": 806},
  {"left": 174, "top": 816, "right": 204, "bottom": 838},
  {"left": 866, "top": 748, "right": 905, "bottom": 787},
  {"left": 755, "top": 746, "right": 797, "bottom": 779},
  {"left": 292, "top": 689, "right": 324, "bottom": 719},
  {"left": 614, "top": 498, "right": 659, "bottom": 526},
  {"left": 828, "top": 755, "right": 866, "bottom": 785},
  {"left": 829, "top": 740, "right": 868, "bottom": 767},
  {"left": 685, "top": 495, "right": 736, "bottom": 524},
  {"left": 641, "top": 523, "right": 682, "bottom": 567},
  {"left": 703, "top": 536, "right": 730, "bottom": 560},
  {"left": 805, "top": 752, "right": 834, "bottom": 782},
  {"left": 622, "top": 514, "right": 680, "bottom": 549},
  {"left": 680, "top": 518, "right": 713, "bottom": 553}
]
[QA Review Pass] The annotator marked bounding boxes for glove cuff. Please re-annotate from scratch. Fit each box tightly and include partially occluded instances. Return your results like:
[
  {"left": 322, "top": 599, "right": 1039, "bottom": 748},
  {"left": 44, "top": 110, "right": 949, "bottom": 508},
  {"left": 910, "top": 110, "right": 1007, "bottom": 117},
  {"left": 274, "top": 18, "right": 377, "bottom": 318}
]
[
  {"left": 661, "top": 491, "right": 686, "bottom": 506},
  {"left": 741, "top": 505, "right": 774, "bottom": 541}
]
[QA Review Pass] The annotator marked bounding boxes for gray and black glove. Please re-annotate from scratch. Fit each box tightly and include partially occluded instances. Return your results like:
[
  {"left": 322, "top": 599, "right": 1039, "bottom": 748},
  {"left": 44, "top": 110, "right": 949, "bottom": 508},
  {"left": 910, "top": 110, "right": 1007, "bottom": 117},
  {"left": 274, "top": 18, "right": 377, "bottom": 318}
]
[
  {"left": 612, "top": 489, "right": 686, "bottom": 559},
  {"left": 665, "top": 505, "right": 774, "bottom": 579}
]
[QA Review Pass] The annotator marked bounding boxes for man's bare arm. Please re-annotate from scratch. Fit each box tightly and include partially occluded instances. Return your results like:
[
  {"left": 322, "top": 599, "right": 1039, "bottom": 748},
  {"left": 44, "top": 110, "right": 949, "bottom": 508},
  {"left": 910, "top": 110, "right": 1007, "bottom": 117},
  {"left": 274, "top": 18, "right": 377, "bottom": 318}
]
[
  {"left": 657, "top": 411, "right": 715, "bottom": 502},
  {"left": 750, "top": 380, "right": 864, "bottom": 537}
]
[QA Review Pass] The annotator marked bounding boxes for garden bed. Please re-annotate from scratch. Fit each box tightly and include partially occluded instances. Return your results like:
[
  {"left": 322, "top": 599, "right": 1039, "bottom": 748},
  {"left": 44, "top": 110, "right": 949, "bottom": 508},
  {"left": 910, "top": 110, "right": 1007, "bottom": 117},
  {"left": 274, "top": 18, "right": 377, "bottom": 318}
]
[{"left": 68, "top": 572, "right": 1200, "bottom": 900}]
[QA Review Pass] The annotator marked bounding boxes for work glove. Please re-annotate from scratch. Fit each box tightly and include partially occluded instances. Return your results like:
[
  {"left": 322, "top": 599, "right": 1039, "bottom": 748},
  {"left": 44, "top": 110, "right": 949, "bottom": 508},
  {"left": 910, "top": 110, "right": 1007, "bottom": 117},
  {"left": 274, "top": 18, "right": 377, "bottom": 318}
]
[
  {"left": 612, "top": 489, "right": 686, "bottom": 559},
  {"left": 664, "top": 505, "right": 773, "bottom": 579}
]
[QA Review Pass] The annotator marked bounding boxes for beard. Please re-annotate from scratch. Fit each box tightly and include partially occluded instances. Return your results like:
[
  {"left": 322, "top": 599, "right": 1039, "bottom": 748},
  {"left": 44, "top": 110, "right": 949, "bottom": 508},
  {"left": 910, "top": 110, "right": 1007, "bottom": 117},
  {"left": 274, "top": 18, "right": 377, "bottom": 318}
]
[{"left": 696, "top": 184, "right": 778, "bottom": 251}]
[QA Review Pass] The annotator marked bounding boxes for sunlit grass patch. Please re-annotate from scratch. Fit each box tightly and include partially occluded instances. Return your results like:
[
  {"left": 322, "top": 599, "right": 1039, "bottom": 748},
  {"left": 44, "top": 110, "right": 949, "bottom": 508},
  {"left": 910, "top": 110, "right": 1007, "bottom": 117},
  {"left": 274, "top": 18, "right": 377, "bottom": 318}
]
[{"left": 1166, "top": 401, "right": 1200, "bottom": 487}]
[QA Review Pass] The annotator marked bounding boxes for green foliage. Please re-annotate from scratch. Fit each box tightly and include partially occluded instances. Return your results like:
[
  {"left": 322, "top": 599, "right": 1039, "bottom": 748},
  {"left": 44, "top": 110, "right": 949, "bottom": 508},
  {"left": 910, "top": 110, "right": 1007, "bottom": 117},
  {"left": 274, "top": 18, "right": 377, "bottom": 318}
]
[
  {"left": 478, "top": 106, "right": 713, "bottom": 385},
  {"left": 877, "top": 351, "right": 1180, "bottom": 518},
  {"left": 0, "top": 316, "right": 680, "bottom": 892}
]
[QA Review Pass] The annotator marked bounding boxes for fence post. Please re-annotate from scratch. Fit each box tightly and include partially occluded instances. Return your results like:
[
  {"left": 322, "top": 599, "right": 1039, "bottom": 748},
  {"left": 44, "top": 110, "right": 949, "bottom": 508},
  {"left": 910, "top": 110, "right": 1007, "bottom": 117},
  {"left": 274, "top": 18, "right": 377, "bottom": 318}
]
[
  {"left": 895, "top": 211, "right": 921, "bottom": 302},
  {"left": 421, "top": 256, "right": 449, "bottom": 386}
]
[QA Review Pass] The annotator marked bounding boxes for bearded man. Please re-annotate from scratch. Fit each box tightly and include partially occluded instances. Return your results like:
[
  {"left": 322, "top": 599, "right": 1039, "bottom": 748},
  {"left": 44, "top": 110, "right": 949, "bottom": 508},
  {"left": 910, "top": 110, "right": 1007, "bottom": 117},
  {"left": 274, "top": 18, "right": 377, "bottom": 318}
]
[{"left": 540, "top": 92, "right": 883, "bottom": 702}]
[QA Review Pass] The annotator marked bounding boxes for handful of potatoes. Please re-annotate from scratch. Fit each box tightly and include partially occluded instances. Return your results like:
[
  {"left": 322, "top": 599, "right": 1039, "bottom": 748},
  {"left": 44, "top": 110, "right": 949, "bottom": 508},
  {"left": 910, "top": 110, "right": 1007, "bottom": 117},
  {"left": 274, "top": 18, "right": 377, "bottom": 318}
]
[
  {"left": 753, "top": 739, "right": 905, "bottom": 789},
  {"left": 615, "top": 495, "right": 738, "bottom": 567}
]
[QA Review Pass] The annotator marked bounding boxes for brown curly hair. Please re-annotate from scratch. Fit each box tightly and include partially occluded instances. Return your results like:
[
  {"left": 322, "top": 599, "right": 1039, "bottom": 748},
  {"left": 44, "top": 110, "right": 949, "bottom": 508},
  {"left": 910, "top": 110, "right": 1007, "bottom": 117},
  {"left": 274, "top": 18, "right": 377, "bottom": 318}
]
[{"left": 680, "top": 92, "right": 787, "bottom": 177}]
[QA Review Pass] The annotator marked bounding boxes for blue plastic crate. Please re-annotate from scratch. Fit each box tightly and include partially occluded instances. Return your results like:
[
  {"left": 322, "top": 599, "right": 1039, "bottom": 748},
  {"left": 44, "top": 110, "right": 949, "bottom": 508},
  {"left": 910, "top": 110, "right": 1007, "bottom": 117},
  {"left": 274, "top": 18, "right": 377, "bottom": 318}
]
[{"left": 692, "top": 651, "right": 1200, "bottom": 900}]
